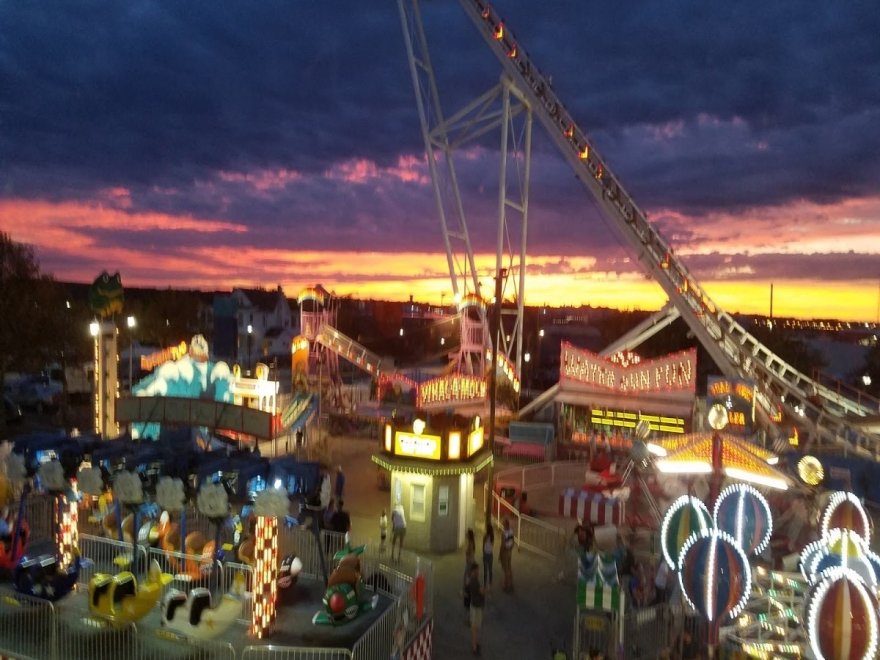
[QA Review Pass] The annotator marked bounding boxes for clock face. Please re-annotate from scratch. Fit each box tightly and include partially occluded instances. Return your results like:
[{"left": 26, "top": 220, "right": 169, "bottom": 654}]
[{"left": 707, "top": 403, "right": 729, "bottom": 431}]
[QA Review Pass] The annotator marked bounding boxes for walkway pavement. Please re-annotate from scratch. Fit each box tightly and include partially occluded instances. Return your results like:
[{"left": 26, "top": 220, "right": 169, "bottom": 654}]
[{"left": 325, "top": 433, "right": 577, "bottom": 660}]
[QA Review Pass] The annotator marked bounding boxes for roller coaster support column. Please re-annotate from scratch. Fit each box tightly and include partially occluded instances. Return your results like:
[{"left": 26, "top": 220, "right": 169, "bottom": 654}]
[{"left": 485, "top": 268, "right": 507, "bottom": 524}]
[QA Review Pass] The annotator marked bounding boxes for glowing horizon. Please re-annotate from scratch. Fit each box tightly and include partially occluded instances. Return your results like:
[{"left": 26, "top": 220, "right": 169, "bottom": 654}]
[
  {"left": 28, "top": 247, "right": 880, "bottom": 324},
  {"left": 2, "top": 195, "right": 878, "bottom": 323}
]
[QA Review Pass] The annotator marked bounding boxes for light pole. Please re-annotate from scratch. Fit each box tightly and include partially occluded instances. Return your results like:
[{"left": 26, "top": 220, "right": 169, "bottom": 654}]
[
  {"left": 537, "top": 328, "right": 544, "bottom": 389},
  {"left": 486, "top": 267, "right": 507, "bottom": 524},
  {"left": 126, "top": 315, "right": 136, "bottom": 392},
  {"left": 247, "top": 324, "right": 253, "bottom": 375}
]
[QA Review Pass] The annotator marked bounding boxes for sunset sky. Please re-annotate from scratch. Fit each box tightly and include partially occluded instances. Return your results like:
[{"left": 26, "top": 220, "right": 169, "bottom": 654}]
[{"left": 2, "top": 1, "right": 879, "bottom": 322}]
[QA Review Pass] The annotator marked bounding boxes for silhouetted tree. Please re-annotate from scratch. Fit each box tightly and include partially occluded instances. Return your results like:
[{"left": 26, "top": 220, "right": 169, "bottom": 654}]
[{"left": 0, "top": 233, "right": 67, "bottom": 437}]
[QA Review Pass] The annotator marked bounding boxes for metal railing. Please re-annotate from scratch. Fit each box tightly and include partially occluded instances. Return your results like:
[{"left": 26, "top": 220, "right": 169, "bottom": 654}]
[
  {"left": 0, "top": 530, "right": 431, "bottom": 660},
  {"left": 54, "top": 617, "right": 138, "bottom": 660},
  {"left": 220, "top": 560, "right": 255, "bottom": 624},
  {"left": 350, "top": 599, "right": 396, "bottom": 659},
  {"left": 134, "top": 629, "right": 237, "bottom": 660},
  {"left": 574, "top": 606, "right": 620, "bottom": 660},
  {"left": 241, "top": 647, "right": 352, "bottom": 660},
  {"left": 488, "top": 461, "right": 592, "bottom": 560},
  {"left": 79, "top": 533, "right": 149, "bottom": 585},
  {"left": 491, "top": 491, "right": 568, "bottom": 560},
  {"left": 0, "top": 590, "right": 56, "bottom": 660}
]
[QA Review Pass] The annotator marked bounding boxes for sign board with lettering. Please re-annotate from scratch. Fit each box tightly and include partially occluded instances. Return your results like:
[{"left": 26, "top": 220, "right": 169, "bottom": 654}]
[
  {"left": 417, "top": 374, "right": 487, "bottom": 409},
  {"left": 394, "top": 432, "right": 443, "bottom": 460},
  {"left": 560, "top": 344, "right": 696, "bottom": 395},
  {"left": 706, "top": 376, "right": 756, "bottom": 435}
]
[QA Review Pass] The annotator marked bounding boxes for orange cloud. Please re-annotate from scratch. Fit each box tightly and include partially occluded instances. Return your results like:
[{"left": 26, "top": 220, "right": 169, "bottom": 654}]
[
  {"left": 1, "top": 197, "right": 878, "bottom": 323},
  {"left": 323, "top": 154, "right": 429, "bottom": 186},
  {"left": 218, "top": 168, "right": 303, "bottom": 191}
]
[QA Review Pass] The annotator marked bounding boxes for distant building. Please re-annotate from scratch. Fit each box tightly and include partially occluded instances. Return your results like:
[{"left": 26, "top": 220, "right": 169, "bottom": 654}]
[{"left": 213, "top": 286, "right": 299, "bottom": 369}]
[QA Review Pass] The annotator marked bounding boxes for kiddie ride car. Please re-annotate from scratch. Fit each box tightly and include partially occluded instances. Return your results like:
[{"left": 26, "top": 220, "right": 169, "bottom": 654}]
[{"left": 312, "top": 542, "right": 378, "bottom": 626}]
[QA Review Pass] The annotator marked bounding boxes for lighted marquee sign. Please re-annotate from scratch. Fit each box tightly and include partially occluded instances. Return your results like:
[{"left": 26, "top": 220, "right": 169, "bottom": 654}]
[
  {"left": 588, "top": 409, "right": 686, "bottom": 435},
  {"left": 385, "top": 419, "right": 485, "bottom": 462},
  {"left": 417, "top": 374, "right": 487, "bottom": 408},
  {"left": 395, "top": 432, "right": 443, "bottom": 461},
  {"left": 560, "top": 343, "right": 696, "bottom": 394},
  {"left": 141, "top": 341, "right": 188, "bottom": 372},
  {"left": 707, "top": 377, "right": 756, "bottom": 434}
]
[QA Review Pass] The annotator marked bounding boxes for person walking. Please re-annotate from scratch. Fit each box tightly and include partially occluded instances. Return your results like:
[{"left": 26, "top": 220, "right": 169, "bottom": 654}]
[
  {"left": 379, "top": 509, "right": 388, "bottom": 554},
  {"left": 330, "top": 499, "right": 351, "bottom": 535},
  {"left": 322, "top": 496, "right": 335, "bottom": 529},
  {"left": 465, "top": 562, "right": 485, "bottom": 655},
  {"left": 391, "top": 504, "right": 407, "bottom": 562},
  {"left": 463, "top": 528, "right": 476, "bottom": 621},
  {"left": 334, "top": 465, "right": 345, "bottom": 500},
  {"left": 499, "top": 517, "right": 515, "bottom": 592},
  {"left": 481, "top": 527, "right": 494, "bottom": 588}
]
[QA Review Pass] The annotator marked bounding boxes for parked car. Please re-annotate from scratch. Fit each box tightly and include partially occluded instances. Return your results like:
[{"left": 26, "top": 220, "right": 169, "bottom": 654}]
[
  {"left": 3, "top": 395, "right": 23, "bottom": 425},
  {"left": 9, "top": 376, "right": 61, "bottom": 413}
]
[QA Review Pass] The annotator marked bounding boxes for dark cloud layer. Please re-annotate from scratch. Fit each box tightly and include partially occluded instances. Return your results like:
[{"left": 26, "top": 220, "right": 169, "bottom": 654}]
[{"left": 1, "top": 0, "right": 879, "bottom": 264}]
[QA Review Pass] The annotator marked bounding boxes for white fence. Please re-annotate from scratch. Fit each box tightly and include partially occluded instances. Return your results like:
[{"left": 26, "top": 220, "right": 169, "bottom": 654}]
[
  {"left": 488, "top": 460, "right": 589, "bottom": 559},
  {"left": 241, "top": 647, "right": 351, "bottom": 660}
]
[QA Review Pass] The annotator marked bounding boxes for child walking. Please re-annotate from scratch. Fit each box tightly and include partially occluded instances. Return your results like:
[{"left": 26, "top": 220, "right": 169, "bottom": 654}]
[
  {"left": 482, "top": 527, "right": 494, "bottom": 588},
  {"left": 379, "top": 509, "right": 388, "bottom": 554}
]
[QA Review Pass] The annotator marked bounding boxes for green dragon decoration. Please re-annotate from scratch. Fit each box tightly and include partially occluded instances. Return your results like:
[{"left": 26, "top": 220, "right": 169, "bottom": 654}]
[{"left": 88, "top": 271, "right": 124, "bottom": 318}]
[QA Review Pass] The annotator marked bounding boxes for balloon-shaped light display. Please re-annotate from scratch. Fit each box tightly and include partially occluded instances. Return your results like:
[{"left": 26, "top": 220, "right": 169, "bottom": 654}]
[
  {"left": 678, "top": 529, "right": 752, "bottom": 625},
  {"left": 713, "top": 484, "right": 773, "bottom": 556},
  {"left": 803, "top": 529, "right": 879, "bottom": 588},
  {"left": 822, "top": 492, "right": 871, "bottom": 542},
  {"left": 807, "top": 567, "right": 879, "bottom": 660},
  {"left": 661, "top": 495, "right": 713, "bottom": 570}
]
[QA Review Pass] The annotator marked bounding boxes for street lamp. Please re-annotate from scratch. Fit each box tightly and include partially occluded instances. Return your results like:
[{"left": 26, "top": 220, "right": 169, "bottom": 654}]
[
  {"left": 247, "top": 324, "right": 253, "bottom": 374},
  {"left": 126, "top": 315, "right": 136, "bottom": 392}
]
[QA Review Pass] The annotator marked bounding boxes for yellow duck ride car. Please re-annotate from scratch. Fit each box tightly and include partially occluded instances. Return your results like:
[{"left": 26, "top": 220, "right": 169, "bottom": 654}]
[{"left": 88, "top": 558, "right": 172, "bottom": 624}]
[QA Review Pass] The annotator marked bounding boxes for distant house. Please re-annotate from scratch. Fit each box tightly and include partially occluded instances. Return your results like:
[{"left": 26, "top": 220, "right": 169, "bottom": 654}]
[{"left": 214, "top": 286, "right": 299, "bottom": 369}]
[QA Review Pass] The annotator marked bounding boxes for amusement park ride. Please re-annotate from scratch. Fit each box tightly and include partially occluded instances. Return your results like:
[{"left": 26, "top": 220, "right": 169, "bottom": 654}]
[{"left": 397, "top": 0, "right": 880, "bottom": 457}]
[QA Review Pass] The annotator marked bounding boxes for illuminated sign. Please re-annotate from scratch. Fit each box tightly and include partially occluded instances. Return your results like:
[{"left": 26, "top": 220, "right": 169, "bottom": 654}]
[
  {"left": 141, "top": 341, "right": 188, "bottom": 372},
  {"left": 588, "top": 409, "right": 686, "bottom": 435},
  {"left": 707, "top": 376, "right": 756, "bottom": 435},
  {"left": 395, "top": 432, "right": 442, "bottom": 460},
  {"left": 560, "top": 344, "right": 696, "bottom": 394},
  {"left": 418, "top": 375, "right": 487, "bottom": 408}
]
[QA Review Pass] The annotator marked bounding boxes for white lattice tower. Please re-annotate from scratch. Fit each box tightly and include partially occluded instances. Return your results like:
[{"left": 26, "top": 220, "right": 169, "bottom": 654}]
[
  {"left": 297, "top": 286, "right": 341, "bottom": 408},
  {"left": 398, "top": 0, "right": 532, "bottom": 380},
  {"left": 403, "top": 0, "right": 880, "bottom": 455}
]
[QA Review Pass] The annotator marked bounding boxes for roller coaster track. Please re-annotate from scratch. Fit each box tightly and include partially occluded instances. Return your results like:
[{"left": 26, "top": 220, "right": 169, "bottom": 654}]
[{"left": 401, "top": 0, "right": 880, "bottom": 456}]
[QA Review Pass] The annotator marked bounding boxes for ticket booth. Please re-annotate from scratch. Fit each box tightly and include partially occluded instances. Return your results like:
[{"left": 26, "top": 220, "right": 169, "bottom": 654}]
[{"left": 372, "top": 416, "right": 492, "bottom": 553}]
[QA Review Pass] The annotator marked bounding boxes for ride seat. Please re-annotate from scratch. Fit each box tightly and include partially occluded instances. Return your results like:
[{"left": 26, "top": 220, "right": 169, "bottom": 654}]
[
  {"left": 91, "top": 576, "right": 113, "bottom": 608},
  {"left": 164, "top": 590, "right": 187, "bottom": 622},
  {"left": 112, "top": 574, "right": 137, "bottom": 605},
  {"left": 188, "top": 588, "right": 212, "bottom": 626}
]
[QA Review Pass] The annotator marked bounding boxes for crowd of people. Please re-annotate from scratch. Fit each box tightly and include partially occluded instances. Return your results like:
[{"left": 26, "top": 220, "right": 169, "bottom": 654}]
[{"left": 460, "top": 518, "right": 517, "bottom": 656}]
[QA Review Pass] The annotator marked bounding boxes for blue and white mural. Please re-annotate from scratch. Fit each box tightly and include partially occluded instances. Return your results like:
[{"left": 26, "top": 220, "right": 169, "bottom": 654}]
[{"left": 132, "top": 334, "right": 237, "bottom": 441}]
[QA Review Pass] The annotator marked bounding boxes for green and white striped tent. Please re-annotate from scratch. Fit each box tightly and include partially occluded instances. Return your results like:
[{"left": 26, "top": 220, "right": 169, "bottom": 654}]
[{"left": 577, "top": 578, "right": 621, "bottom": 612}]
